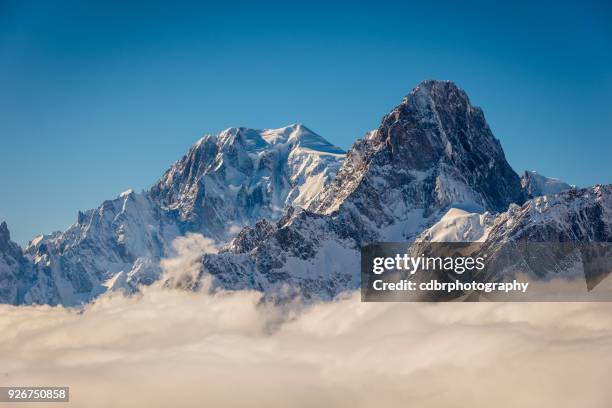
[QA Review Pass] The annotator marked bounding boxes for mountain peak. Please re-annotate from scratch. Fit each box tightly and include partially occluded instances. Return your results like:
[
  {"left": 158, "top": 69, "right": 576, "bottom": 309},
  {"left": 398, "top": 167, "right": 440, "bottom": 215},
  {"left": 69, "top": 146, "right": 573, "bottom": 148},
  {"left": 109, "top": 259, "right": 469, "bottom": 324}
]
[
  {"left": 313, "top": 80, "right": 524, "bottom": 215},
  {"left": 213, "top": 124, "right": 344, "bottom": 156},
  {"left": 150, "top": 123, "right": 345, "bottom": 238},
  {"left": 0, "top": 221, "right": 22, "bottom": 259},
  {"left": 415, "top": 79, "right": 461, "bottom": 91},
  {"left": 0, "top": 221, "right": 10, "bottom": 244},
  {"left": 401, "top": 80, "right": 468, "bottom": 108}
]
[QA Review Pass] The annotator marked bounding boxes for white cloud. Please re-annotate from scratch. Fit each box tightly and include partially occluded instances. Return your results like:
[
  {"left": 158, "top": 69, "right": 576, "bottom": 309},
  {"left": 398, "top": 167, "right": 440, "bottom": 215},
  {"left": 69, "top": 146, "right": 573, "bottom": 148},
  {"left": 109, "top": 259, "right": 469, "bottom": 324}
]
[
  {"left": 160, "top": 233, "right": 218, "bottom": 288},
  {"left": 1, "top": 234, "right": 611, "bottom": 407},
  {"left": 1, "top": 285, "right": 612, "bottom": 407}
]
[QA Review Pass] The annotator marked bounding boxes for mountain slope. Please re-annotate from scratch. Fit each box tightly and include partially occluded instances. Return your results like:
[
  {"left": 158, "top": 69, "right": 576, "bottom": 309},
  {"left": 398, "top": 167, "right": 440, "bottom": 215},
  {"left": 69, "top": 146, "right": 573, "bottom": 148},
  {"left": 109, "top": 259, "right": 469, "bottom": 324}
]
[
  {"left": 414, "top": 185, "right": 611, "bottom": 294},
  {"left": 476, "top": 185, "right": 612, "bottom": 292},
  {"left": 415, "top": 208, "right": 495, "bottom": 242}
]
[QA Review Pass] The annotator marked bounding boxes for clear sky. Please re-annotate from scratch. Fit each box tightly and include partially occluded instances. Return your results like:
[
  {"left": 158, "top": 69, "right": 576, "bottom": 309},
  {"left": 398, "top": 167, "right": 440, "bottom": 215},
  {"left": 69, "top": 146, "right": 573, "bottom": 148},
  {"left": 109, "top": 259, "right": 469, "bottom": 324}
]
[{"left": 1, "top": 0, "right": 611, "bottom": 245}]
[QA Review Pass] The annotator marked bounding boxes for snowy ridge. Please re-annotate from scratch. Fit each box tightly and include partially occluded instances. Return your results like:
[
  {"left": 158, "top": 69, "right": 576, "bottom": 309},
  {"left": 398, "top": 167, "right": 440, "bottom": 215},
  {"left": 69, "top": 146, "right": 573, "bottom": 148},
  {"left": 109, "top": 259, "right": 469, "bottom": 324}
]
[
  {"left": 417, "top": 208, "right": 495, "bottom": 242},
  {"left": 23, "top": 191, "right": 178, "bottom": 305},
  {"left": 474, "top": 185, "right": 612, "bottom": 284}
]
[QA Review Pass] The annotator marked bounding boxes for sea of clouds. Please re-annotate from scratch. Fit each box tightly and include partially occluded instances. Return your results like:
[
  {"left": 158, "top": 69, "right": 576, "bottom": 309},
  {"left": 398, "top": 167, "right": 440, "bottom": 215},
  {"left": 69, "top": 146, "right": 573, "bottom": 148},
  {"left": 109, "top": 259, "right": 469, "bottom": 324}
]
[{"left": 1, "top": 234, "right": 611, "bottom": 407}]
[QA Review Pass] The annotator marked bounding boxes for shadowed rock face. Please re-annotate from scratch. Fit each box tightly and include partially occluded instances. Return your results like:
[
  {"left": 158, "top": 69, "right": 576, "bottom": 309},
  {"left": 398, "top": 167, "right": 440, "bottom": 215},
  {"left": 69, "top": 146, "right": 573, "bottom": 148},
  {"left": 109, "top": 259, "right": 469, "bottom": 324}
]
[
  {"left": 384, "top": 80, "right": 524, "bottom": 212},
  {"left": 0, "top": 222, "right": 31, "bottom": 304},
  {"left": 312, "top": 80, "right": 525, "bottom": 217},
  {"left": 0, "top": 222, "right": 12, "bottom": 253}
]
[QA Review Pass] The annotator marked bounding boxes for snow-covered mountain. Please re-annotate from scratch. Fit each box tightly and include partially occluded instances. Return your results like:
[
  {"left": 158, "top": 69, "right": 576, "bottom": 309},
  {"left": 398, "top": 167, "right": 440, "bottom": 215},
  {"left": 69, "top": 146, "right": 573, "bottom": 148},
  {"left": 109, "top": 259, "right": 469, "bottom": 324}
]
[
  {"left": 193, "top": 80, "right": 530, "bottom": 299},
  {"left": 309, "top": 80, "right": 525, "bottom": 217},
  {"left": 14, "top": 124, "right": 344, "bottom": 305},
  {"left": 4, "top": 80, "right": 610, "bottom": 305},
  {"left": 150, "top": 124, "right": 344, "bottom": 237},
  {"left": 521, "top": 170, "right": 572, "bottom": 198}
]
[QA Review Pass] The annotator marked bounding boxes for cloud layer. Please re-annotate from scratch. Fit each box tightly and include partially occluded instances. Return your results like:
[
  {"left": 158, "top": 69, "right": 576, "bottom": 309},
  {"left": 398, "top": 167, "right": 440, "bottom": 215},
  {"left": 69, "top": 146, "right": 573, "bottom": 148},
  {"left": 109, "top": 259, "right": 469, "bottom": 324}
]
[
  {"left": 1, "top": 287, "right": 612, "bottom": 408},
  {"left": 1, "top": 235, "right": 611, "bottom": 407}
]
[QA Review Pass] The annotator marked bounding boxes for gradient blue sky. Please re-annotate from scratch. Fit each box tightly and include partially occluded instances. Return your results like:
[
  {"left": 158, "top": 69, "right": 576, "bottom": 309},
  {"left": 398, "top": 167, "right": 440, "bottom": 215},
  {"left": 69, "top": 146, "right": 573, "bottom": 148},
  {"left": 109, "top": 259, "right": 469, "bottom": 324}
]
[{"left": 1, "top": 0, "right": 611, "bottom": 245}]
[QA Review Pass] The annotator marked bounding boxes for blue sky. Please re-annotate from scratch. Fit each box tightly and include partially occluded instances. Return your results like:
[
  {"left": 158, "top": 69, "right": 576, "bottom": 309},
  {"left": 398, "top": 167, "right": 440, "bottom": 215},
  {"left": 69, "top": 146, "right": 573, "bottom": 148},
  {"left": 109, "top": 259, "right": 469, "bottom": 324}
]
[{"left": 1, "top": 0, "right": 611, "bottom": 245}]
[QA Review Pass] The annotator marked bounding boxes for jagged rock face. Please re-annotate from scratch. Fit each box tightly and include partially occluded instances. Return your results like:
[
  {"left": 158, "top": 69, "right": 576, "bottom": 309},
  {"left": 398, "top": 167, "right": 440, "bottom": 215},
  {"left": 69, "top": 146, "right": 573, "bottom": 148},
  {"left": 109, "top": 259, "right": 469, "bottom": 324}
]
[
  {"left": 0, "top": 222, "right": 17, "bottom": 257},
  {"left": 474, "top": 185, "right": 612, "bottom": 287},
  {"left": 0, "top": 222, "right": 19, "bottom": 303},
  {"left": 520, "top": 170, "right": 572, "bottom": 199},
  {"left": 18, "top": 125, "right": 344, "bottom": 305},
  {"left": 199, "top": 80, "right": 528, "bottom": 299},
  {"left": 0, "top": 222, "right": 35, "bottom": 304},
  {"left": 487, "top": 185, "right": 611, "bottom": 243},
  {"left": 201, "top": 207, "right": 360, "bottom": 299}
]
